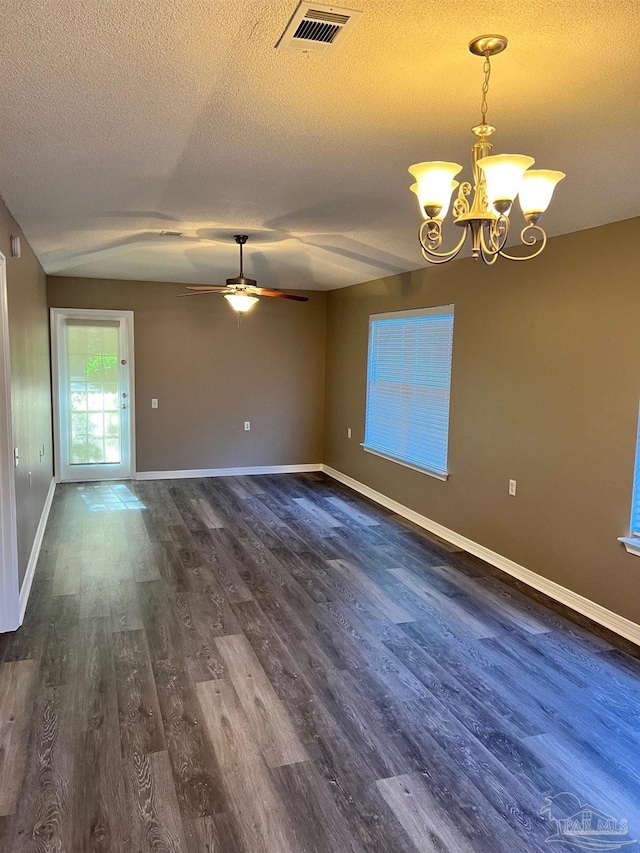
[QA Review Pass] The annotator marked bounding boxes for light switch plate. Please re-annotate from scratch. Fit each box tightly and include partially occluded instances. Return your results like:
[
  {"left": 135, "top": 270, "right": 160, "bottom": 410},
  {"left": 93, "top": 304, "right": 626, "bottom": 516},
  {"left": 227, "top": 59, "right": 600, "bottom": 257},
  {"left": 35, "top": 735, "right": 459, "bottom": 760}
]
[{"left": 151, "top": 399, "right": 158, "bottom": 409}]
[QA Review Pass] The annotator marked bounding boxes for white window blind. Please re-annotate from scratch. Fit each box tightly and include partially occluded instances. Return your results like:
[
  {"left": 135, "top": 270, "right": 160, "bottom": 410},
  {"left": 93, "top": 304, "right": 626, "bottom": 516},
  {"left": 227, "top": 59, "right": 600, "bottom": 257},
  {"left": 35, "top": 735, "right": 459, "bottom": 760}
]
[{"left": 363, "top": 305, "right": 454, "bottom": 478}]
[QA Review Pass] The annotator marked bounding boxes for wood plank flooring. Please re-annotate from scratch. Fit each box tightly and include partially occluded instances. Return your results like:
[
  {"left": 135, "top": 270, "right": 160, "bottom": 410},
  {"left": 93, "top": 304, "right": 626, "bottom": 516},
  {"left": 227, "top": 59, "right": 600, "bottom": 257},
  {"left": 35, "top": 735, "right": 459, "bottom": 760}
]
[{"left": 0, "top": 472, "right": 639, "bottom": 851}]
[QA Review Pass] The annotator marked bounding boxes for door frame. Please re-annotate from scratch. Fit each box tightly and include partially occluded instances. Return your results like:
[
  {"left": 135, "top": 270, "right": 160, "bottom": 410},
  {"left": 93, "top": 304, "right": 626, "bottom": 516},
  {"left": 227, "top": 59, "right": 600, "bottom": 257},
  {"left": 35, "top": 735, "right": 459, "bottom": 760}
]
[
  {"left": 0, "top": 252, "right": 20, "bottom": 632},
  {"left": 50, "top": 307, "right": 136, "bottom": 482}
]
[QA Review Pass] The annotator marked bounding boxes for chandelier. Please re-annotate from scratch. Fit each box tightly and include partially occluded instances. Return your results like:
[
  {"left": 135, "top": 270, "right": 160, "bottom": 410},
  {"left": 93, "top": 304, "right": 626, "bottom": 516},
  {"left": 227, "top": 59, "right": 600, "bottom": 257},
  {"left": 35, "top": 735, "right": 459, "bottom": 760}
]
[{"left": 409, "top": 35, "right": 565, "bottom": 265}]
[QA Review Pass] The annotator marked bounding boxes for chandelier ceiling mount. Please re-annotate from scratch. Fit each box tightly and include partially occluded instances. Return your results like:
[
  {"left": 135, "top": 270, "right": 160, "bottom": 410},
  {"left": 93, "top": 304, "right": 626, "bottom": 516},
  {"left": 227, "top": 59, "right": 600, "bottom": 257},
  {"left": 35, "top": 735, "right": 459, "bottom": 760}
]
[{"left": 468, "top": 34, "right": 508, "bottom": 57}]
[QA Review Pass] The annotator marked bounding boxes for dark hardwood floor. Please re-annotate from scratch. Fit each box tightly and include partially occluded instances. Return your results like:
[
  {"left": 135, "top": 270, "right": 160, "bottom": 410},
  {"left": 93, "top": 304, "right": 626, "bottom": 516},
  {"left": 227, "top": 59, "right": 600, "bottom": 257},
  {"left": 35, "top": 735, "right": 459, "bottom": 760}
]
[{"left": 0, "top": 472, "right": 639, "bottom": 852}]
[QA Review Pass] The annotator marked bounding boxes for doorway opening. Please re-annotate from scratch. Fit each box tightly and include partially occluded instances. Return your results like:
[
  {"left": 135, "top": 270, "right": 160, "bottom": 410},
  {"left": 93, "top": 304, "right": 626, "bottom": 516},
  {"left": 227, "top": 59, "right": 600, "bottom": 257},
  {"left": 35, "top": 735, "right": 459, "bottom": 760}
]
[{"left": 51, "top": 309, "right": 135, "bottom": 482}]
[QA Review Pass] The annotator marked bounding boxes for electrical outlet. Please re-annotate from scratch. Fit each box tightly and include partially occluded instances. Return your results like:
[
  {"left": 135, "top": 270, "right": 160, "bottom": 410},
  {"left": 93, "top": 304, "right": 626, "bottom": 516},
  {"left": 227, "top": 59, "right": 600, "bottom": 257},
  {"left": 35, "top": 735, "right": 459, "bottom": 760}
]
[
  {"left": 244, "top": 421, "right": 251, "bottom": 431},
  {"left": 347, "top": 428, "right": 352, "bottom": 439},
  {"left": 509, "top": 479, "right": 517, "bottom": 496},
  {"left": 151, "top": 398, "right": 158, "bottom": 409}
]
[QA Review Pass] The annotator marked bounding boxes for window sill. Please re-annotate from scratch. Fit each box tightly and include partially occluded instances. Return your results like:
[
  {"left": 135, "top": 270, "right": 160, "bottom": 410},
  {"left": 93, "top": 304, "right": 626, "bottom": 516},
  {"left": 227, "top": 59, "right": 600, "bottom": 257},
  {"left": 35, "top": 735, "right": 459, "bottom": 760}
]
[
  {"left": 361, "top": 445, "right": 448, "bottom": 482},
  {"left": 618, "top": 536, "right": 640, "bottom": 556}
]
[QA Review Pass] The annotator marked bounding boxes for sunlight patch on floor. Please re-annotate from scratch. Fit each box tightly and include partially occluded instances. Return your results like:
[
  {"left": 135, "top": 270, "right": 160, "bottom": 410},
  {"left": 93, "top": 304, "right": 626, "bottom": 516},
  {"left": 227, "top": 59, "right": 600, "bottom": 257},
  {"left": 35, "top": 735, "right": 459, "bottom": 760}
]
[{"left": 77, "top": 482, "right": 145, "bottom": 511}]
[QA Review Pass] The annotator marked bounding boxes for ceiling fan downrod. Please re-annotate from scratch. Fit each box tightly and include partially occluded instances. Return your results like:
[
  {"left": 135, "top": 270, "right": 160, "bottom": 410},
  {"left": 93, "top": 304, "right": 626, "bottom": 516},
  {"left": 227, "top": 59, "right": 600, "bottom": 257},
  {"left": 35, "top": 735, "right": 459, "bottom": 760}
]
[{"left": 234, "top": 234, "right": 248, "bottom": 280}]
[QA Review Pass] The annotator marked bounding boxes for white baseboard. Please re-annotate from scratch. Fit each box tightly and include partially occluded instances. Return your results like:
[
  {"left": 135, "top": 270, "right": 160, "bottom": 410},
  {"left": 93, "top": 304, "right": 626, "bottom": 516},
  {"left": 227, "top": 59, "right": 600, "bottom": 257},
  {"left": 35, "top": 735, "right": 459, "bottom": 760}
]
[
  {"left": 135, "top": 463, "right": 323, "bottom": 481},
  {"left": 322, "top": 465, "right": 640, "bottom": 647},
  {"left": 19, "top": 476, "right": 56, "bottom": 624}
]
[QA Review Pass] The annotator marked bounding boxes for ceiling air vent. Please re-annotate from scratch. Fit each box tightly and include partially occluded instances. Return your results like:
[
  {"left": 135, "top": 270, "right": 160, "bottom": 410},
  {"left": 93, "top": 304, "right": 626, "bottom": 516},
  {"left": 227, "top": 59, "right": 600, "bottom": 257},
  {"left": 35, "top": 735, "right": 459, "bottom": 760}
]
[{"left": 276, "top": 3, "right": 361, "bottom": 54}]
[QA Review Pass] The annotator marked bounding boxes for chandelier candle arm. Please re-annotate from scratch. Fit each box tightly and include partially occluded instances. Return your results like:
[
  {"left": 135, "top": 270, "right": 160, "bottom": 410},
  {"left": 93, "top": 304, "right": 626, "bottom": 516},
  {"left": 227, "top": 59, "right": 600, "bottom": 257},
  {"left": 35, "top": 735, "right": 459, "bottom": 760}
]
[
  {"left": 418, "top": 219, "right": 468, "bottom": 262},
  {"left": 484, "top": 214, "right": 510, "bottom": 254},
  {"left": 498, "top": 224, "right": 547, "bottom": 261},
  {"left": 407, "top": 35, "right": 565, "bottom": 266}
]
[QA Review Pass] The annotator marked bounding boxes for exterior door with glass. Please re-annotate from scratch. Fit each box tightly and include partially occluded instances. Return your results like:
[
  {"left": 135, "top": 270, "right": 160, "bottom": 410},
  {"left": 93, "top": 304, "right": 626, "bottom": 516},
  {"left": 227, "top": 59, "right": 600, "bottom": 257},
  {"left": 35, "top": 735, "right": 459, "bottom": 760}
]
[{"left": 52, "top": 309, "right": 135, "bottom": 482}]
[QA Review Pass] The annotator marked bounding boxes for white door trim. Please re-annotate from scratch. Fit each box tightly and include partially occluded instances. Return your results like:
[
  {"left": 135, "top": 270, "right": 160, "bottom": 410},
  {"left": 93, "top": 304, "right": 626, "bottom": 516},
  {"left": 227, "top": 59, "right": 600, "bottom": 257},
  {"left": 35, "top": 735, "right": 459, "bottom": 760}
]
[
  {"left": 51, "top": 308, "right": 136, "bottom": 482},
  {"left": 0, "top": 252, "right": 20, "bottom": 632}
]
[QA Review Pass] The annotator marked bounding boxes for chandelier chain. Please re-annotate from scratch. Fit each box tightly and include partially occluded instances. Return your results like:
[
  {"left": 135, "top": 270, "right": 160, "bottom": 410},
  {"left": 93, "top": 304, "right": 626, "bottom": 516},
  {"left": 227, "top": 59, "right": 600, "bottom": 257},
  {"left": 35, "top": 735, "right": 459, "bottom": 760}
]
[{"left": 480, "top": 52, "right": 491, "bottom": 125}]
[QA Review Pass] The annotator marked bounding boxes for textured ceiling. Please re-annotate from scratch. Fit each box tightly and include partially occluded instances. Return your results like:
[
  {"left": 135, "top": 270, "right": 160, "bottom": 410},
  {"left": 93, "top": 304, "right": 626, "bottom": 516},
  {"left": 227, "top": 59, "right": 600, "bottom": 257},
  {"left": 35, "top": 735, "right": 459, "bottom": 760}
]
[{"left": 0, "top": 0, "right": 638, "bottom": 290}]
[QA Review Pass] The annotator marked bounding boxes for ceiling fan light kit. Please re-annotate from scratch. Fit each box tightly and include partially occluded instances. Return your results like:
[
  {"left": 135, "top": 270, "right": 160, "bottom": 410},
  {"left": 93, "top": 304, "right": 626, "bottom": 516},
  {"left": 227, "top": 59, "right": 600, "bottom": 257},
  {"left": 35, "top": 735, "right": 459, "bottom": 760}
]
[
  {"left": 178, "top": 234, "right": 309, "bottom": 312},
  {"left": 224, "top": 292, "right": 259, "bottom": 313},
  {"left": 409, "top": 35, "right": 565, "bottom": 265}
]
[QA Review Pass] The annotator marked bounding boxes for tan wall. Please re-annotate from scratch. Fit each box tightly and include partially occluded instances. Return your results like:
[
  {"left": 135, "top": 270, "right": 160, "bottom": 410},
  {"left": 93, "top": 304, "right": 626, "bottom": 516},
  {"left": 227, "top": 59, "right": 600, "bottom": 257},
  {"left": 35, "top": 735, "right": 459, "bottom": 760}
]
[
  {"left": 47, "top": 277, "right": 326, "bottom": 473},
  {"left": 325, "top": 216, "right": 640, "bottom": 625},
  {"left": 0, "top": 197, "right": 53, "bottom": 585}
]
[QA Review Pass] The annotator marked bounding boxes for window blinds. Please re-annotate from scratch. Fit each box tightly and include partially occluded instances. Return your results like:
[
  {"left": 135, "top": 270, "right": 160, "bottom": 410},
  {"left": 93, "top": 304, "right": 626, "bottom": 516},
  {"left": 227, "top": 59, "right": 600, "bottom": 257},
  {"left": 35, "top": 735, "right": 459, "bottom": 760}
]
[{"left": 363, "top": 305, "right": 454, "bottom": 478}]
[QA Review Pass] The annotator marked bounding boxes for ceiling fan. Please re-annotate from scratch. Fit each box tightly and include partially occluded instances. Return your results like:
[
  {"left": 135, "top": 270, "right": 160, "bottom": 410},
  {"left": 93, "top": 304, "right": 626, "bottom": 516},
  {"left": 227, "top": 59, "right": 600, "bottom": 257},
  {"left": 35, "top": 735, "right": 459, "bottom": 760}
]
[{"left": 178, "top": 234, "right": 309, "bottom": 312}]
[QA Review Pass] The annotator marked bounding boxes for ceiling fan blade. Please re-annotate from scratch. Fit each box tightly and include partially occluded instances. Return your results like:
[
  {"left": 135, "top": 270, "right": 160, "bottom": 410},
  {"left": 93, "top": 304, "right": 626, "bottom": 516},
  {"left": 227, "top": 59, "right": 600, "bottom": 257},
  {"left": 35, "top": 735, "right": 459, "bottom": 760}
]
[
  {"left": 177, "top": 290, "right": 228, "bottom": 297},
  {"left": 185, "top": 285, "right": 228, "bottom": 292},
  {"left": 256, "top": 288, "right": 309, "bottom": 302}
]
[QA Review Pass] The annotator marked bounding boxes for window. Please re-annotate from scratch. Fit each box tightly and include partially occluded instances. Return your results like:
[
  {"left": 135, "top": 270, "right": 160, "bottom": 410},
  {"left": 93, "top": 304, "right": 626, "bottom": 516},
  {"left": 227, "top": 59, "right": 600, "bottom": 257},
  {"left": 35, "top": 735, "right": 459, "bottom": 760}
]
[
  {"left": 363, "top": 305, "right": 454, "bottom": 479},
  {"left": 620, "top": 405, "right": 640, "bottom": 555}
]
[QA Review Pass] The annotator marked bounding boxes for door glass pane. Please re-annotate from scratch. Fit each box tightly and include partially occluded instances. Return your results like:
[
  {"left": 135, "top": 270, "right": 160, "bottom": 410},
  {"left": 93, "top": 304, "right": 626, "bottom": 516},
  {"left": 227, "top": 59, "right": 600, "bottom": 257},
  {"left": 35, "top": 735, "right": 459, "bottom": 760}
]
[{"left": 66, "top": 324, "right": 121, "bottom": 465}]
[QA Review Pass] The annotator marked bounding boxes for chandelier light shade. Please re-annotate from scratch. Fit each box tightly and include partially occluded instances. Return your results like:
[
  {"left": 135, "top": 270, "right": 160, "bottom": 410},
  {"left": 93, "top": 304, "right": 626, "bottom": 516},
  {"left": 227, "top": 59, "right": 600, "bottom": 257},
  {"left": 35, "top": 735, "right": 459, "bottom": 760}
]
[
  {"left": 224, "top": 292, "right": 259, "bottom": 313},
  {"left": 410, "top": 180, "right": 460, "bottom": 221},
  {"left": 409, "top": 35, "right": 565, "bottom": 265},
  {"left": 474, "top": 154, "right": 535, "bottom": 210},
  {"left": 408, "top": 162, "right": 463, "bottom": 220},
  {"left": 518, "top": 169, "right": 566, "bottom": 217}
]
